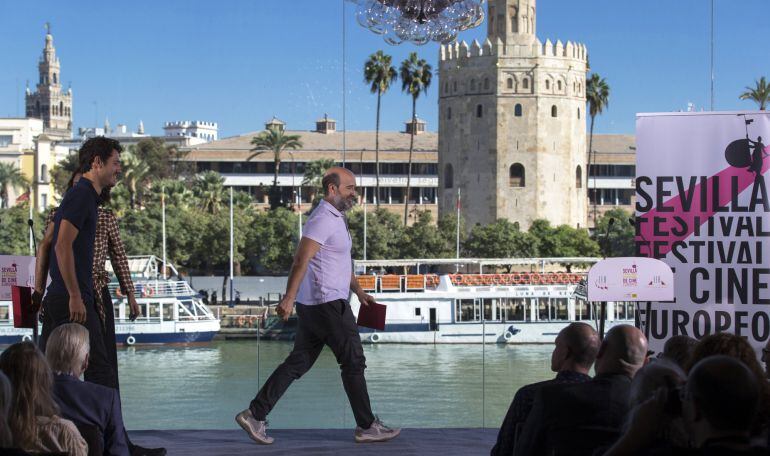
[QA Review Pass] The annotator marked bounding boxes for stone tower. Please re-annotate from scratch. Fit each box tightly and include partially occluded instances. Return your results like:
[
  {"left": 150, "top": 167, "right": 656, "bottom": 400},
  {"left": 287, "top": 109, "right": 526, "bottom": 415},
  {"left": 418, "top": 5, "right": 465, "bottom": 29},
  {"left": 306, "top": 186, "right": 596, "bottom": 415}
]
[
  {"left": 438, "top": 0, "right": 588, "bottom": 229},
  {"left": 26, "top": 24, "right": 73, "bottom": 141}
]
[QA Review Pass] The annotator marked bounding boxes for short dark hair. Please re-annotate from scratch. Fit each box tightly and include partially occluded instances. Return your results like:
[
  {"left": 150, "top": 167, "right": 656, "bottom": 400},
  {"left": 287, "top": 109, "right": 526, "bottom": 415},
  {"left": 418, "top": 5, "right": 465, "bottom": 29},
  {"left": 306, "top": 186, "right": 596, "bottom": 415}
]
[
  {"left": 661, "top": 335, "right": 697, "bottom": 370},
  {"left": 322, "top": 171, "right": 341, "bottom": 195},
  {"left": 561, "top": 322, "right": 600, "bottom": 368},
  {"left": 78, "top": 137, "right": 122, "bottom": 173},
  {"left": 688, "top": 355, "right": 759, "bottom": 431}
]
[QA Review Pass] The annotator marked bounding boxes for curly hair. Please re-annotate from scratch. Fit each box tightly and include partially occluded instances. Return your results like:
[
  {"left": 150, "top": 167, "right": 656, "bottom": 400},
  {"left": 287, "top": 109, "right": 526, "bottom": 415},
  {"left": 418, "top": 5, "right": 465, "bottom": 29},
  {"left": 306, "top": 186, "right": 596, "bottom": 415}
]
[{"left": 78, "top": 136, "right": 122, "bottom": 173}]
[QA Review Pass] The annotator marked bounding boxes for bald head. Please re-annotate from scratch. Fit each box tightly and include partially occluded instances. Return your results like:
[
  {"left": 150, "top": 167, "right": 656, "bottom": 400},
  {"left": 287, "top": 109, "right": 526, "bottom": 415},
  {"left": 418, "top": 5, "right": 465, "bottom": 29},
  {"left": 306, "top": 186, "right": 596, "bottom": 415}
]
[{"left": 595, "top": 324, "right": 648, "bottom": 377}]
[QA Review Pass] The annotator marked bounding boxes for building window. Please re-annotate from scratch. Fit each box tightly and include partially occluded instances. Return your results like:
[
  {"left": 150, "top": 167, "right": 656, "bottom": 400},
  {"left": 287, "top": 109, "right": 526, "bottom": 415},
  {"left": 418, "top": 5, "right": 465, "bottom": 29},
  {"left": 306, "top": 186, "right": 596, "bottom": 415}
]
[
  {"left": 557, "top": 80, "right": 562, "bottom": 91},
  {"left": 576, "top": 165, "right": 582, "bottom": 188},
  {"left": 59, "top": 102, "right": 63, "bottom": 116},
  {"left": 509, "top": 163, "right": 525, "bottom": 187},
  {"left": 0, "top": 135, "right": 12, "bottom": 147},
  {"left": 444, "top": 163, "right": 454, "bottom": 189},
  {"left": 41, "top": 194, "right": 48, "bottom": 210},
  {"left": 483, "top": 78, "right": 489, "bottom": 90},
  {"left": 522, "top": 78, "right": 529, "bottom": 89},
  {"left": 577, "top": 107, "right": 580, "bottom": 119},
  {"left": 551, "top": 105, "right": 558, "bottom": 117},
  {"left": 476, "top": 104, "right": 483, "bottom": 118},
  {"left": 415, "top": 308, "right": 421, "bottom": 317},
  {"left": 53, "top": 73, "right": 58, "bottom": 84},
  {"left": 545, "top": 79, "right": 550, "bottom": 90},
  {"left": 514, "top": 104, "right": 523, "bottom": 117},
  {"left": 41, "top": 164, "right": 48, "bottom": 183},
  {"left": 470, "top": 79, "right": 476, "bottom": 91},
  {"left": 444, "top": 81, "right": 449, "bottom": 93},
  {"left": 507, "top": 78, "right": 514, "bottom": 89},
  {"left": 447, "top": 107, "right": 452, "bottom": 120},
  {"left": 453, "top": 81, "right": 457, "bottom": 92}
]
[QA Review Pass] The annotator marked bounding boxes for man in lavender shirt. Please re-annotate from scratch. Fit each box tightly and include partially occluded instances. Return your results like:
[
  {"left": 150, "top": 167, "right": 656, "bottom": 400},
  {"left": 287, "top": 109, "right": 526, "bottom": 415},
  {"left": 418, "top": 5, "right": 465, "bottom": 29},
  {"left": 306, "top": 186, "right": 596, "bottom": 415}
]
[{"left": 236, "top": 167, "right": 400, "bottom": 445}]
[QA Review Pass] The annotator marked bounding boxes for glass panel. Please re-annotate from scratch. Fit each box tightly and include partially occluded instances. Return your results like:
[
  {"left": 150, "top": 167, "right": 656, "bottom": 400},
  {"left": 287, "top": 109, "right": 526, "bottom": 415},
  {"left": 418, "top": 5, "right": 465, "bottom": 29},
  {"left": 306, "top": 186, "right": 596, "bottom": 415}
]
[
  {"left": 483, "top": 299, "right": 494, "bottom": 321},
  {"left": 537, "top": 298, "right": 549, "bottom": 321},
  {"left": 553, "top": 298, "right": 569, "bottom": 320},
  {"left": 576, "top": 299, "right": 592, "bottom": 320},
  {"left": 162, "top": 303, "right": 174, "bottom": 321}
]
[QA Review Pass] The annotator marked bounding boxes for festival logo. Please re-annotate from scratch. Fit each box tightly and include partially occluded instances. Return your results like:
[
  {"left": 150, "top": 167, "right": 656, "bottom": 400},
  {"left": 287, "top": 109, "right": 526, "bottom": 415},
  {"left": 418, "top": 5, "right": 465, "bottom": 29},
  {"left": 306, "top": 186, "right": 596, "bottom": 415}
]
[
  {"left": 1, "top": 263, "right": 18, "bottom": 288},
  {"left": 622, "top": 264, "right": 638, "bottom": 287}
]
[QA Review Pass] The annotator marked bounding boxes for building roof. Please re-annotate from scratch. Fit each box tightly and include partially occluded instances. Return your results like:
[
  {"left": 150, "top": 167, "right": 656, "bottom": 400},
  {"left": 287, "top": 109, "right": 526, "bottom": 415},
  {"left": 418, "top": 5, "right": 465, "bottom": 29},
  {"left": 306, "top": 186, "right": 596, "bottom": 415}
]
[
  {"left": 591, "top": 134, "right": 636, "bottom": 165},
  {"left": 181, "top": 130, "right": 439, "bottom": 163}
]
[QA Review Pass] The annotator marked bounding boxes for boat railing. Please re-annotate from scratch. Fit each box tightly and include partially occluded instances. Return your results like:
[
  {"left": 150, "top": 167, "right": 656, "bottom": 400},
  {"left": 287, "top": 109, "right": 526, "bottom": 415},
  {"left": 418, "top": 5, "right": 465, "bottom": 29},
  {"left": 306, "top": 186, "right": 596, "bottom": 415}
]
[
  {"left": 356, "top": 272, "right": 585, "bottom": 293},
  {"left": 108, "top": 280, "right": 197, "bottom": 299}
]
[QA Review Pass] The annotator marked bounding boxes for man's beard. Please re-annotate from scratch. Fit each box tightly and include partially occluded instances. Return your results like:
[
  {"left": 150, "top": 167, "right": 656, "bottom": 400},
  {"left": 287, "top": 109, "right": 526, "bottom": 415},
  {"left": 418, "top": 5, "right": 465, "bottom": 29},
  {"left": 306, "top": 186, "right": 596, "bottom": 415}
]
[{"left": 332, "top": 194, "right": 356, "bottom": 212}]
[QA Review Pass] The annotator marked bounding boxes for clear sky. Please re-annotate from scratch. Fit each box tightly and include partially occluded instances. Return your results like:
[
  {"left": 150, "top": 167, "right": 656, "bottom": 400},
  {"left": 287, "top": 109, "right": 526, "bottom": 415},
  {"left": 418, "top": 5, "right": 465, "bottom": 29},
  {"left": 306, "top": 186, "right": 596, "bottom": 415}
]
[{"left": 0, "top": 0, "right": 766, "bottom": 138}]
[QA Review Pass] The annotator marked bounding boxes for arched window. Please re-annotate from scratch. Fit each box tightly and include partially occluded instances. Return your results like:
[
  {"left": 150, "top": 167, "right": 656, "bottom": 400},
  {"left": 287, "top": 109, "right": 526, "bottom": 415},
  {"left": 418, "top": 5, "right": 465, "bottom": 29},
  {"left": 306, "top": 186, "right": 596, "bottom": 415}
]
[
  {"left": 470, "top": 79, "right": 476, "bottom": 91},
  {"left": 522, "top": 78, "right": 529, "bottom": 89},
  {"left": 59, "top": 102, "right": 63, "bottom": 116},
  {"left": 551, "top": 105, "right": 558, "bottom": 117},
  {"left": 576, "top": 165, "right": 582, "bottom": 188},
  {"left": 453, "top": 81, "right": 457, "bottom": 92},
  {"left": 545, "top": 79, "right": 550, "bottom": 90},
  {"left": 509, "top": 163, "right": 525, "bottom": 187},
  {"left": 444, "top": 82, "right": 449, "bottom": 93},
  {"left": 507, "top": 78, "right": 514, "bottom": 89},
  {"left": 483, "top": 78, "right": 489, "bottom": 90},
  {"left": 53, "top": 73, "right": 58, "bottom": 84},
  {"left": 444, "top": 163, "right": 454, "bottom": 189},
  {"left": 557, "top": 80, "right": 562, "bottom": 91},
  {"left": 577, "top": 107, "right": 581, "bottom": 119},
  {"left": 447, "top": 107, "right": 452, "bottom": 120},
  {"left": 514, "top": 104, "right": 523, "bottom": 117},
  {"left": 41, "top": 164, "right": 48, "bottom": 183},
  {"left": 52, "top": 105, "right": 57, "bottom": 115},
  {"left": 476, "top": 104, "right": 483, "bottom": 118}
]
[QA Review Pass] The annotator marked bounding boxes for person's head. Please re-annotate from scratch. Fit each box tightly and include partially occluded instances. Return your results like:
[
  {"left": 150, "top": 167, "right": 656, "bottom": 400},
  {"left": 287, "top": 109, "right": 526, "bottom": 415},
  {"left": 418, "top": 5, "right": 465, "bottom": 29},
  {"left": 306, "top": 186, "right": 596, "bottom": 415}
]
[
  {"left": 79, "top": 136, "right": 122, "bottom": 189},
  {"left": 322, "top": 167, "right": 357, "bottom": 212},
  {"left": 686, "top": 333, "right": 764, "bottom": 379},
  {"left": 683, "top": 355, "right": 759, "bottom": 445},
  {"left": 550, "top": 322, "right": 600, "bottom": 374},
  {"left": 45, "top": 323, "right": 90, "bottom": 377},
  {"left": 628, "top": 359, "right": 686, "bottom": 409},
  {"left": 594, "top": 324, "right": 648, "bottom": 378},
  {"left": 0, "top": 371, "right": 12, "bottom": 448},
  {"left": 0, "top": 342, "right": 59, "bottom": 449},
  {"left": 660, "top": 335, "right": 698, "bottom": 370}
]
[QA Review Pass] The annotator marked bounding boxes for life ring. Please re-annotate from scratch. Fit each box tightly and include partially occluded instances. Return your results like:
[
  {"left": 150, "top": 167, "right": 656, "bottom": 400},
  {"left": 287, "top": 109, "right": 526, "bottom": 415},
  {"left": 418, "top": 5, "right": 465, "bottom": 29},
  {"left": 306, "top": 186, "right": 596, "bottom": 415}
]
[
  {"left": 236, "top": 316, "right": 247, "bottom": 327},
  {"left": 370, "top": 333, "right": 380, "bottom": 343},
  {"left": 503, "top": 331, "right": 514, "bottom": 342},
  {"left": 520, "top": 273, "right": 530, "bottom": 284},
  {"left": 126, "top": 335, "right": 136, "bottom": 346},
  {"left": 142, "top": 286, "right": 155, "bottom": 298},
  {"left": 21, "top": 334, "right": 32, "bottom": 342}
]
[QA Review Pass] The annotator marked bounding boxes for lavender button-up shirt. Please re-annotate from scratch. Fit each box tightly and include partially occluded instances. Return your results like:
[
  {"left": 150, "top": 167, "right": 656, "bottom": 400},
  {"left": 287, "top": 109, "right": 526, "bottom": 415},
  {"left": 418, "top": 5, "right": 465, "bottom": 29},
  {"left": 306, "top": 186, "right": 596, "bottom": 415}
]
[{"left": 296, "top": 199, "right": 352, "bottom": 305}]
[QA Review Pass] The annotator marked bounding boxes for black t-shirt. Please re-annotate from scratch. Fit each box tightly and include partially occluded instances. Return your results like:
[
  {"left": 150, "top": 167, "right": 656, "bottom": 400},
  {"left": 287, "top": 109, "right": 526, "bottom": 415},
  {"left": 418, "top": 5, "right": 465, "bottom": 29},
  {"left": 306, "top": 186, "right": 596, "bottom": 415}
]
[{"left": 46, "top": 177, "right": 100, "bottom": 303}]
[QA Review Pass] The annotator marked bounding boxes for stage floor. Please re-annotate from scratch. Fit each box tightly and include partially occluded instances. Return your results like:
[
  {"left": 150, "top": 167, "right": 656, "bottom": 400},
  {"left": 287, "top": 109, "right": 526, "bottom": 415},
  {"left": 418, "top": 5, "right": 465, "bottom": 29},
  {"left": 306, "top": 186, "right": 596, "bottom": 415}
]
[{"left": 129, "top": 428, "right": 497, "bottom": 455}]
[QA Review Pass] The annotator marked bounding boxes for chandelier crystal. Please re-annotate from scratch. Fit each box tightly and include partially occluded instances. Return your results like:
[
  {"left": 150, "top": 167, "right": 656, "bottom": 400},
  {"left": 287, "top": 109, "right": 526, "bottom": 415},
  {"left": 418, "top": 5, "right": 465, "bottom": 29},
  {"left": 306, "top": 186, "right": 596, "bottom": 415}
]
[{"left": 347, "top": 0, "right": 486, "bottom": 45}]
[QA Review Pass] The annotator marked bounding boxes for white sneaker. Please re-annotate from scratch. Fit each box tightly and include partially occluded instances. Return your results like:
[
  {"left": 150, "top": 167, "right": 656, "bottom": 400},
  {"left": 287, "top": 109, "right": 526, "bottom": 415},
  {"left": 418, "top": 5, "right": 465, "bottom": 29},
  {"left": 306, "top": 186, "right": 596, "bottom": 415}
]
[
  {"left": 235, "top": 409, "right": 274, "bottom": 445},
  {"left": 354, "top": 417, "right": 401, "bottom": 443}
]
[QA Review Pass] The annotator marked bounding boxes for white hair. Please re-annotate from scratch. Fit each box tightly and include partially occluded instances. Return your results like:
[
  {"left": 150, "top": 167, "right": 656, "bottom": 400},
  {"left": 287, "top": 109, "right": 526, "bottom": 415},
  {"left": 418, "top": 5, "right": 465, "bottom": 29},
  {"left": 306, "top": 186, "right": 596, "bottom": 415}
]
[{"left": 45, "top": 323, "right": 90, "bottom": 375}]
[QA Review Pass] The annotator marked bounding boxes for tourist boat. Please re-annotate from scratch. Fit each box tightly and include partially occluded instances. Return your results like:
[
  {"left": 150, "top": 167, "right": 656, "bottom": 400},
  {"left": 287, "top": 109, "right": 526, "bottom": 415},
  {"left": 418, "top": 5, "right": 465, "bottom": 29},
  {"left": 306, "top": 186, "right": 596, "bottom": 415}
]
[
  {"left": 0, "top": 256, "right": 220, "bottom": 345},
  {"left": 348, "top": 258, "right": 635, "bottom": 344}
]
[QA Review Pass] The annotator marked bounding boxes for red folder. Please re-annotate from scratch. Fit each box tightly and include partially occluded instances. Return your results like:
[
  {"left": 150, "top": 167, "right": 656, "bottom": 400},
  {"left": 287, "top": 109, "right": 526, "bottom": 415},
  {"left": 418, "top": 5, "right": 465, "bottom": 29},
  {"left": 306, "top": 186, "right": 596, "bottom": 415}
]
[
  {"left": 357, "top": 301, "right": 386, "bottom": 331},
  {"left": 12, "top": 286, "right": 36, "bottom": 329}
]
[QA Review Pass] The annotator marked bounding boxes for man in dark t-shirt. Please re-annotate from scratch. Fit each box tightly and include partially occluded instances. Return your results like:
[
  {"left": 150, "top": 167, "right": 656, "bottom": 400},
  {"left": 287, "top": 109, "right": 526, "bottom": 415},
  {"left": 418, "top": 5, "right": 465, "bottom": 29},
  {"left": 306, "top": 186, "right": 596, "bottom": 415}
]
[{"left": 39, "top": 136, "right": 122, "bottom": 388}]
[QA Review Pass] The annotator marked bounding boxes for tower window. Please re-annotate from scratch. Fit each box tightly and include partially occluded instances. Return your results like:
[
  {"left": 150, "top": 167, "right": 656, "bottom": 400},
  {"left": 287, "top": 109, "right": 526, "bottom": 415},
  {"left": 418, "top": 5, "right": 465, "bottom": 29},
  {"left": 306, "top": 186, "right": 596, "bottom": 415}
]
[
  {"left": 453, "top": 81, "right": 457, "bottom": 92},
  {"left": 476, "top": 104, "right": 483, "bottom": 118},
  {"left": 41, "top": 164, "right": 48, "bottom": 183},
  {"left": 470, "top": 79, "right": 476, "bottom": 91},
  {"left": 576, "top": 165, "right": 583, "bottom": 189},
  {"left": 514, "top": 104, "right": 523, "bottom": 117},
  {"left": 444, "top": 163, "right": 454, "bottom": 189},
  {"left": 551, "top": 105, "right": 558, "bottom": 117},
  {"left": 444, "top": 82, "right": 449, "bottom": 93},
  {"left": 53, "top": 73, "right": 58, "bottom": 84},
  {"left": 59, "top": 102, "right": 63, "bottom": 116},
  {"left": 509, "top": 163, "right": 525, "bottom": 187},
  {"left": 507, "top": 78, "right": 513, "bottom": 89},
  {"left": 483, "top": 78, "right": 489, "bottom": 90},
  {"left": 557, "top": 80, "right": 562, "bottom": 91},
  {"left": 522, "top": 78, "right": 529, "bottom": 89},
  {"left": 577, "top": 107, "right": 580, "bottom": 119},
  {"left": 545, "top": 79, "right": 550, "bottom": 90},
  {"left": 447, "top": 107, "right": 452, "bottom": 120}
]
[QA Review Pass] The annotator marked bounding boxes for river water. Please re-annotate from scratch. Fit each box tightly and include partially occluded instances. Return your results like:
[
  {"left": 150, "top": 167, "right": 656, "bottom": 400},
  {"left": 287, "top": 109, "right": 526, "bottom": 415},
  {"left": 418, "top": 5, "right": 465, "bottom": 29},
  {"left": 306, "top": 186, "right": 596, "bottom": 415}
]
[{"left": 117, "top": 341, "right": 554, "bottom": 430}]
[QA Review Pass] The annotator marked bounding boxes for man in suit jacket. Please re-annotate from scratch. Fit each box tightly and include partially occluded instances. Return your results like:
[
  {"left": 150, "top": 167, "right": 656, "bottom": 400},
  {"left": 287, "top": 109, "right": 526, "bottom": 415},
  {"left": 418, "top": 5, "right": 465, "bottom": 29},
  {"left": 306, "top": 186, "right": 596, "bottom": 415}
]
[
  {"left": 514, "top": 324, "right": 648, "bottom": 456},
  {"left": 45, "top": 323, "right": 129, "bottom": 456},
  {"left": 491, "top": 322, "right": 600, "bottom": 456}
]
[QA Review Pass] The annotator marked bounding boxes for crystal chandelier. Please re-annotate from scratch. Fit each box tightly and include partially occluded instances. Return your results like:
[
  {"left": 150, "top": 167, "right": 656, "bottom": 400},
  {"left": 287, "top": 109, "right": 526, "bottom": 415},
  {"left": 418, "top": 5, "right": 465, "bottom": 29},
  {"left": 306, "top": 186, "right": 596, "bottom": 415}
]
[{"left": 347, "top": 0, "right": 486, "bottom": 45}]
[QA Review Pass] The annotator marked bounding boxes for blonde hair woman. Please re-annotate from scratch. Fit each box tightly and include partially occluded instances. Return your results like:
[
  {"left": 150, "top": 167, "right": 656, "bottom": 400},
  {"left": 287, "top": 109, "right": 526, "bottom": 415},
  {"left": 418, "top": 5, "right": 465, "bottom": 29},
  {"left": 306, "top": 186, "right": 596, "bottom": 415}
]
[{"left": 0, "top": 342, "right": 87, "bottom": 456}]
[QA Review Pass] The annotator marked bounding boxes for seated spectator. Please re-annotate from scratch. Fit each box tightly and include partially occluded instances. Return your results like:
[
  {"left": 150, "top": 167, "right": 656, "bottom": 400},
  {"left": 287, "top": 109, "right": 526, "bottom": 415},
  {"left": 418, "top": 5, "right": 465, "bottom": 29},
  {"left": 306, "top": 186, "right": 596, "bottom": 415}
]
[
  {"left": 687, "top": 333, "right": 770, "bottom": 434},
  {"left": 658, "top": 335, "right": 697, "bottom": 370},
  {"left": 46, "top": 323, "right": 129, "bottom": 456},
  {"left": 514, "top": 324, "right": 648, "bottom": 456},
  {"left": 491, "top": 322, "right": 599, "bottom": 456},
  {"left": 605, "top": 355, "right": 770, "bottom": 455},
  {"left": 0, "top": 341, "right": 87, "bottom": 456}
]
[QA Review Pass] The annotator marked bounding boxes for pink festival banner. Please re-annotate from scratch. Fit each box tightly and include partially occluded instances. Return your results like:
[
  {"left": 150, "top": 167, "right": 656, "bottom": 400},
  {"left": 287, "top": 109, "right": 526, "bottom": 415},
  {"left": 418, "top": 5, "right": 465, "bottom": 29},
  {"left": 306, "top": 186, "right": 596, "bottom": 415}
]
[
  {"left": 0, "top": 255, "right": 36, "bottom": 301},
  {"left": 635, "top": 111, "right": 770, "bottom": 353}
]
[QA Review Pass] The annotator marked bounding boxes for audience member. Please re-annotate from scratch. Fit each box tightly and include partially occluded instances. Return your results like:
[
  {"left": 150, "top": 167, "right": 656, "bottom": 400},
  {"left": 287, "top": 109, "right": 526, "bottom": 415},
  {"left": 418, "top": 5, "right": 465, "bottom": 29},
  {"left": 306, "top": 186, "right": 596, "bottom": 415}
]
[
  {"left": 658, "top": 335, "right": 697, "bottom": 370},
  {"left": 763, "top": 338, "right": 770, "bottom": 379},
  {"left": 687, "top": 333, "right": 770, "bottom": 434},
  {"left": 0, "top": 342, "right": 87, "bottom": 456},
  {"left": 514, "top": 324, "right": 648, "bottom": 456},
  {"left": 491, "top": 322, "right": 599, "bottom": 456},
  {"left": 46, "top": 323, "right": 129, "bottom": 456},
  {"left": 605, "top": 355, "right": 770, "bottom": 455},
  {"left": 0, "top": 371, "right": 13, "bottom": 448}
]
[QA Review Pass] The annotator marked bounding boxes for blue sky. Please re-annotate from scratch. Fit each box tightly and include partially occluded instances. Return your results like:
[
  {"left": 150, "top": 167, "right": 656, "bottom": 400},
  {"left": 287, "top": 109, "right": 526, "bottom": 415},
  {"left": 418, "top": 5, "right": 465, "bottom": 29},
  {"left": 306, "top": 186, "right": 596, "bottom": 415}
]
[{"left": 0, "top": 0, "right": 766, "bottom": 138}]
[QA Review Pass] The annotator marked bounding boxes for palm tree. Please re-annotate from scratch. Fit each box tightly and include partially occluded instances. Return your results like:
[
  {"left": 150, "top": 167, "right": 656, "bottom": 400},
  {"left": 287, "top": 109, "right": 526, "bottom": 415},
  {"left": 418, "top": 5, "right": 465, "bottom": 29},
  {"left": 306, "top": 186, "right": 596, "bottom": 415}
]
[
  {"left": 193, "top": 171, "right": 226, "bottom": 214},
  {"left": 302, "top": 158, "right": 337, "bottom": 205},
  {"left": 0, "top": 162, "right": 29, "bottom": 208},
  {"left": 147, "top": 179, "right": 194, "bottom": 209},
  {"left": 121, "top": 149, "right": 150, "bottom": 209},
  {"left": 364, "top": 50, "right": 398, "bottom": 207},
  {"left": 586, "top": 73, "right": 610, "bottom": 225},
  {"left": 739, "top": 76, "right": 769, "bottom": 110},
  {"left": 399, "top": 52, "right": 432, "bottom": 226},
  {"left": 248, "top": 127, "right": 302, "bottom": 209}
]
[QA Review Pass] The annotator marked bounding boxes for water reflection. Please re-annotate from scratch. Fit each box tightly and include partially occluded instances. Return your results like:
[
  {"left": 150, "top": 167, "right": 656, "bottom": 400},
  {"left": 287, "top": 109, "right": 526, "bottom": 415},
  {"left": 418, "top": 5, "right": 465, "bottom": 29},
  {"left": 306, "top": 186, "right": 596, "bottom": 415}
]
[{"left": 116, "top": 341, "right": 553, "bottom": 429}]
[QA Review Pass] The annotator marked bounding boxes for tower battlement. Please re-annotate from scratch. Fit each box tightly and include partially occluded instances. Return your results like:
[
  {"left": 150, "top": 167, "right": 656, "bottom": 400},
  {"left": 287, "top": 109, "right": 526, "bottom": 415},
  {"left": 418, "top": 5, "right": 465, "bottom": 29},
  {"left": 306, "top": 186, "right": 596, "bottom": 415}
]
[{"left": 440, "top": 38, "right": 586, "bottom": 62}]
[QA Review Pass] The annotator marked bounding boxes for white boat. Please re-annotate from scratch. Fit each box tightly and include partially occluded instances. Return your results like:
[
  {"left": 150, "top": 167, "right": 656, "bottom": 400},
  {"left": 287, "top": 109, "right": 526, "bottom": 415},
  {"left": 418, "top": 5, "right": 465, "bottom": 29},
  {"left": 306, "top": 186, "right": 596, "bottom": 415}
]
[
  {"left": 349, "top": 258, "right": 635, "bottom": 344},
  {"left": 0, "top": 256, "right": 220, "bottom": 346}
]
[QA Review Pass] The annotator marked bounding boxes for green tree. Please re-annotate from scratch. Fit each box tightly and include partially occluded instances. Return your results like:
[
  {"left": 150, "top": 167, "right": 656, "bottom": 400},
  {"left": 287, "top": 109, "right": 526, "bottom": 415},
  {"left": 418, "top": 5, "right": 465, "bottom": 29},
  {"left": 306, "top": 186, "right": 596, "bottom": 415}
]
[
  {"left": 247, "top": 207, "right": 298, "bottom": 273},
  {"left": 347, "top": 207, "right": 404, "bottom": 260},
  {"left": 586, "top": 73, "right": 610, "bottom": 223},
  {"left": 248, "top": 128, "right": 302, "bottom": 209},
  {"left": 593, "top": 208, "right": 636, "bottom": 257},
  {"left": 437, "top": 212, "right": 466, "bottom": 258},
  {"left": 401, "top": 210, "right": 451, "bottom": 258},
  {"left": 364, "top": 50, "right": 398, "bottom": 206},
  {"left": 104, "top": 184, "right": 131, "bottom": 217},
  {"left": 193, "top": 171, "right": 226, "bottom": 214},
  {"left": 465, "top": 219, "right": 538, "bottom": 262},
  {"left": 121, "top": 148, "right": 151, "bottom": 209},
  {"left": 399, "top": 52, "right": 432, "bottom": 226},
  {"left": 301, "top": 158, "right": 336, "bottom": 206},
  {"left": 50, "top": 152, "right": 79, "bottom": 196},
  {"left": 0, "top": 162, "right": 29, "bottom": 209},
  {"left": 0, "top": 203, "right": 44, "bottom": 255},
  {"left": 739, "top": 76, "right": 769, "bottom": 110},
  {"left": 132, "top": 137, "right": 192, "bottom": 180},
  {"left": 144, "top": 179, "right": 195, "bottom": 210}
]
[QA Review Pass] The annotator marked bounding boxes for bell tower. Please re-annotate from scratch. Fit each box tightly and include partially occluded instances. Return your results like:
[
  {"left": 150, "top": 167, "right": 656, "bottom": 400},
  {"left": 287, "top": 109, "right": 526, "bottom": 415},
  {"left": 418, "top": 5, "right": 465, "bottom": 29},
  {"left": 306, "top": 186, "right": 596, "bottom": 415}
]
[{"left": 487, "top": 0, "right": 537, "bottom": 46}]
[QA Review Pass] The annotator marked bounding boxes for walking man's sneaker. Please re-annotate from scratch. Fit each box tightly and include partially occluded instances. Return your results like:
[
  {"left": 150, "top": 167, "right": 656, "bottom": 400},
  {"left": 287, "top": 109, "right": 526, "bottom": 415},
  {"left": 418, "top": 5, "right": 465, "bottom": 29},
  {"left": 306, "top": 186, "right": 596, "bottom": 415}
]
[
  {"left": 235, "top": 409, "right": 274, "bottom": 445},
  {"left": 354, "top": 418, "right": 401, "bottom": 443}
]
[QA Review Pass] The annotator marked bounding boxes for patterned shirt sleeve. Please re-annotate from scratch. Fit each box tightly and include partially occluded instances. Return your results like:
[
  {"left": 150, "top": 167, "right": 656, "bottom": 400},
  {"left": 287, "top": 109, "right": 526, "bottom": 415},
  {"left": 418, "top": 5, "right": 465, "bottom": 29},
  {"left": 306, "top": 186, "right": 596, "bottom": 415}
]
[
  {"left": 43, "top": 208, "right": 56, "bottom": 236},
  {"left": 106, "top": 211, "right": 135, "bottom": 296}
]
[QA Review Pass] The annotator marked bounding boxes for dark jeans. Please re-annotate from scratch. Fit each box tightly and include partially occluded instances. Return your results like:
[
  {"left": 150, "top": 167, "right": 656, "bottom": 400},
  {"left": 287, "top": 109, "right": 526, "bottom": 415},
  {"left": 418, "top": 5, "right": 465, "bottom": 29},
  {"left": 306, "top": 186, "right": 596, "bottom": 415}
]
[
  {"left": 101, "top": 286, "right": 120, "bottom": 390},
  {"left": 39, "top": 293, "right": 118, "bottom": 389},
  {"left": 250, "top": 299, "right": 376, "bottom": 429}
]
